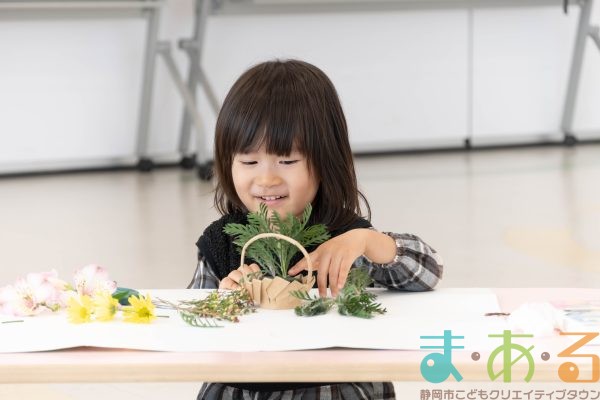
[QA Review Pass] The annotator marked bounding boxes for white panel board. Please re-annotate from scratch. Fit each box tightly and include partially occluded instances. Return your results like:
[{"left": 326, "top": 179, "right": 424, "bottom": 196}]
[
  {"left": 0, "top": 19, "right": 145, "bottom": 167},
  {"left": 200, "top": 9, "right": 469, "bottom": 155},
  {"left": 472, "top": 6, "right": 578, "bottom": 141}
]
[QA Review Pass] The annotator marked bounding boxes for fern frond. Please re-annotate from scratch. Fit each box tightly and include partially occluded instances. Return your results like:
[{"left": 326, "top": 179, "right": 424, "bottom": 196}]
[
  {"left": 224, "top": 204, "right": 329, "bottom": 278},
  {"left": 294, "top": 296, "right": 335, "bottom": 317},
  {"left": 300, "top": 204, "right": 312, "bottom": 230},
  {"left": 336, "top": 292, "right": 386, "bottom": 319},
  {"left": 297, "top": 225, "right": 330, "bottom": 248},
  {"left": 335, "top": 268, "right": 385, "bottom": 318},
  {"left": 179, "top": 312, "right": 222, "bottom": 328},
  {"left": 343, "top": 267, "right": 374, "bottom": 294},
  {"left": 291, "top": 269, "right": 386, "bottom": 319}
]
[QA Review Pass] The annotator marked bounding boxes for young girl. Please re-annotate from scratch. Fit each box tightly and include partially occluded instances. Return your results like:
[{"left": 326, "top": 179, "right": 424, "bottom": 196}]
[{"left": 188, "top": 59, "right": 443, "bottom": 400}]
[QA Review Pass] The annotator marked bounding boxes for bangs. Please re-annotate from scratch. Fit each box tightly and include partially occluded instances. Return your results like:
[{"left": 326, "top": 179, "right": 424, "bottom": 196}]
[
  {"left": 226, "top": 63, "right": 317, "bottom": 158},
  {"left": 233, "top": 113, "right": 308, "bottom": 157}
]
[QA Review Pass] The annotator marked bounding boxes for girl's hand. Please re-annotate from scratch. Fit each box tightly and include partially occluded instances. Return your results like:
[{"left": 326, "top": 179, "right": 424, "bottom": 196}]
[
  {"left": 288, "top": 229, "right": 369, "bottom": 297},
  {"left": 219, "top": 263, "right": 261, "bottom": 290}
]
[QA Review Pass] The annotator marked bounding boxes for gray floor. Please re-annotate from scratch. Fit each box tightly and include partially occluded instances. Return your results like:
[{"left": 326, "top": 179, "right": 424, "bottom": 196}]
[
  {"left": 1, "top": 144, "right": 599, "bottom": 289},
  {"left": 1, "top": 145, "right": 600, "bottom": 399}
]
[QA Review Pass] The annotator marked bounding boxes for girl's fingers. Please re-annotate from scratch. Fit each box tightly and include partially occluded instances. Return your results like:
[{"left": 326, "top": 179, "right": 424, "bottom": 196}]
[
  {"left": 288, "top": 259, "right": 307, "bottom": 276},
  {"left": 219, "top": 277, "right": 240, "bottom": 290},
  {"left": 316, "top": 255, "right": 331, "bottom": 298},
  {"left": 229, "top": 270, "right": 243, "bottom": 284},
  {"left": 248, "top": 263, "right": 261, "bottom": 273},
  {"left": 337, "top": 260, "right": 351, "bottom": 290},
  {"left": 328, "top": 257, "right": 343, "bottom": 297},
  {"left": 288, "top": 261, "right": 301, "bottom": 276},
  {"left": 289, "top": 251, "right": 319, "bottom": 276},
  {"left": 239, "top": 264, "right": 255, "bottom": 276}
]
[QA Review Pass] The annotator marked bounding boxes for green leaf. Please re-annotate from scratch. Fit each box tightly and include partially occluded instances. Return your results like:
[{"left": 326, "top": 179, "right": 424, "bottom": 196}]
[{"left": 112, "top": 287, "right": 140, "bottom": 306}]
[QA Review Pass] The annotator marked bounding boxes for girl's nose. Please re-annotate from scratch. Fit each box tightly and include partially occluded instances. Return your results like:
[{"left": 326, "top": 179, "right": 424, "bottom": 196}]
[{"left": 255, "top": 169, "right": 283, "bottom": 187}]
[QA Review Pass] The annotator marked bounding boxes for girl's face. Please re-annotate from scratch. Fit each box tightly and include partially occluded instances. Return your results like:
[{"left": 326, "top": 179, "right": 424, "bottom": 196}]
[{"left": 231, "top": 146, "right": 319, "bottom": 218}]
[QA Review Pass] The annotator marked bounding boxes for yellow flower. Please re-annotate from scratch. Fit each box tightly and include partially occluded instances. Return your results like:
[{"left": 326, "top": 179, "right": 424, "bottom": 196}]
[
  {"left": 121, "top": 294, "right": 155, "bottom": 324},
  {"left": 93, "top": 291, "right": 119, "bottom": 321},
  {"left": 67, "top": 294, "right": 93, "bottom": 324}
]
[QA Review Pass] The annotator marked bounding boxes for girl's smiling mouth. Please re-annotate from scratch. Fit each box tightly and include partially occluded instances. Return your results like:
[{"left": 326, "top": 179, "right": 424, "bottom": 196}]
[{"left": 255, "top": 195, "right": 287, "bottom": 204}]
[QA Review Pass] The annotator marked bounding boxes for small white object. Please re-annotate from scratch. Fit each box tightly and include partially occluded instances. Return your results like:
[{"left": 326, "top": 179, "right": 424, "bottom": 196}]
[{"left": 507, "top": 302, "right": 567, "bottom": 337}]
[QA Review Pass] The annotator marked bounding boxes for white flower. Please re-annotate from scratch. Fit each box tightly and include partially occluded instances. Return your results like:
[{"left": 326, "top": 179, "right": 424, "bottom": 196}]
[
  {"left": 0, "top": 270, "right": 69, "bottom": 316},
  {"left": 1, "top": 266, "right": 117, "bottom": 317},
  {"left": 25, "top": 270, "right": 68, "bottom": 309},
  {"left": 9, "top": 278, "right": 45, "bottom": 316},
  {"left": 73, "top": 264, "right": 117, "bottom": 296},
  {"left": 0, "top": 285, "right": 19, "bottom": 316}
]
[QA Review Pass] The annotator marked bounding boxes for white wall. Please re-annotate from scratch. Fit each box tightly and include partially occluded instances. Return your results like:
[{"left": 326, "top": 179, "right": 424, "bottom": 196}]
[
  {"left": 472, "top": 5, "right": 600, "bottom": 144},
  {"left": 0, "top": 2, "right": 195, "bottom": 173},
  {"left": 200, "top": 9, "right": 469, "bottom": 156},
  {"left": 0, "top": 18, "right": 145, "bottom": 167},
  {"left": 0, "top": 1, "right": 599, "bottom": 173}
]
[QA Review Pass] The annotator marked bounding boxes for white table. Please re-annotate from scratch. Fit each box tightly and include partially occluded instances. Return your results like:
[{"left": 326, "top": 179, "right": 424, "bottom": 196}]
[{"left": 0, "top": 288, "right": 596, "bottom": 383}]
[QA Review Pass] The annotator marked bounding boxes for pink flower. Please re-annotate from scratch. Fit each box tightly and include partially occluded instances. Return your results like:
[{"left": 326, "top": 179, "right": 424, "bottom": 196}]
[
  {"left": 0, "top": 270, "right": 69, "bottom": 316},
  {"left": 0, "top": 266, "right": 117, "bottom": 317},
  {"left": 25, "top": 270, "right": 68, "bottom": 308},
  {"left": 73, "top": 264, "right": 117, "bottom": 296},
  {"left": 4, "top": 278, "right": 48, "bottom": 316},
  {"left": 12, "top": 278, "right": 44, "bottom": 316},
  {"left": 28, "top": 270, "right": 67, "bottom": 291}
]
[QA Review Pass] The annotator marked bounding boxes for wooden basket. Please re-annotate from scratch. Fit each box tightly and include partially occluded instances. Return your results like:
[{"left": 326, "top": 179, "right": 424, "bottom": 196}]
[{"left": 239, "top": 232, "right": 315, "bottom": 310}]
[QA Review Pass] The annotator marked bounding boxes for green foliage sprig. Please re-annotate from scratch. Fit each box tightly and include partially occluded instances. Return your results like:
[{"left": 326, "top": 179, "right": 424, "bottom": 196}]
[
  {"left": 155, "top": 290, "right": 256, "bottom": 326},
  {"left": 337, "top": 291, "right": 386, "bottom": 319},
  {"left": 292, "top": 268, "right": 387, "bottom": 319},
  {"left": 224, "top": 204, "right": 330, "bottom": 278},
  {"left": 291, "top": 290, "right": 335, "bottom": 316},
  {"left": 179, "top": 312, "right": 222, "bottom": 328}
]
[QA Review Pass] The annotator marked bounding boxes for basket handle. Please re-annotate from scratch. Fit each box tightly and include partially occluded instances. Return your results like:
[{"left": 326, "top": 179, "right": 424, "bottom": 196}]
[{"left": 240, "top": 232, "right": 313, "bottom": 278}]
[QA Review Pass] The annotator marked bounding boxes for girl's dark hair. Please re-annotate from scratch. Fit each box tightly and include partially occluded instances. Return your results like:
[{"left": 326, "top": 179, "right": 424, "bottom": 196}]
[{"left": 213, "top": 59, "right": 370, "bottom": 230}]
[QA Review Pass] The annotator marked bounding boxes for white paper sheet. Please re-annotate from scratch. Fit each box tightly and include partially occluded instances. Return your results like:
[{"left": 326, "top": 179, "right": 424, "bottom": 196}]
[{"left": 0, "top": 288, "right": 502, "bottom": 353}]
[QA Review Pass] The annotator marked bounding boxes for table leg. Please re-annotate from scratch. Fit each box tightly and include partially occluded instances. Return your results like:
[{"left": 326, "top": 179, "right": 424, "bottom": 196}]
[
  {"left": 136, "top": 2, "right": 161, "bottom": 171},
  {"left": 178, "top": 0, "right": 219, "bottom": 176},
  {"left": 561, "top": 0, "right": 594, "bottom": 145}
]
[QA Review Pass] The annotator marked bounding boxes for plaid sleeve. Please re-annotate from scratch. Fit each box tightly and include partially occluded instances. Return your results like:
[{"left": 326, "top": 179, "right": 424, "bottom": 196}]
[
  {"left": 198, "top": 382, "right": 395, "bottom": 399},
  {"left": 187, "top": 251, "right": 220, "bottom": 289},
  {"left": 354, "top": 232, "right": 443, "bottom": 291}
]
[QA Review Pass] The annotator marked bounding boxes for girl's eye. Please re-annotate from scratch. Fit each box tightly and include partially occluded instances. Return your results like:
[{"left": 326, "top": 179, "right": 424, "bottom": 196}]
[
  {"left": 280, "top": 160, "right": 299, "bottom": 165},
  {"left": 240, "top": 161, "right": 257, "bottom": 165}
]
